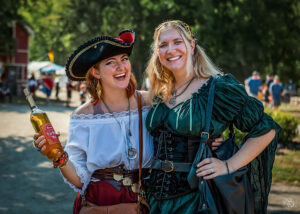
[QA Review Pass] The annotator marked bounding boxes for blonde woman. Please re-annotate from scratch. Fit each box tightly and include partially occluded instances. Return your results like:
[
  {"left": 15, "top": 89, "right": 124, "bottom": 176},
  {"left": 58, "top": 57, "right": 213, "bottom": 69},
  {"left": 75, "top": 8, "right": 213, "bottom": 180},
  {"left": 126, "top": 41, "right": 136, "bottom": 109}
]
[{"left": 145, "top": 20, "right": 280, "bottom": 213}]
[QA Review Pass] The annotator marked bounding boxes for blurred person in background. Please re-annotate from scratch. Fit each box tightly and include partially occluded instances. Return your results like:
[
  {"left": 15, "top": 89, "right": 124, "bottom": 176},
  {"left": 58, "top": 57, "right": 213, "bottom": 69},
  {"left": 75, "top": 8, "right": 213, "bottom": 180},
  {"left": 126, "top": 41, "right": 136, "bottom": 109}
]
[
  {"left": 269, "top": 75, "right": 284, "bottom": 110},
  {"left": 246, "top": 71, "right": 262, "bottom": 98},
  {"left": 0, "top": 75, "right": 12, "bottom": 103},
  {"left": 263, "top": 74, "right": 274, "bottom": 107},
  {"left": 79, "top": 82, "right": 87, "bottom": 105},
  {"left": 41, "top": 73, "right": 54, "bottom": 104},
  {"left": 28, "top": 74, "right": 38, "bottom": 98},
  {"left": 66, "top": 80, "right": 73, "bottom": 107},
  {"left": 55, "top": 77, "right": 61, "bottom": 101}
]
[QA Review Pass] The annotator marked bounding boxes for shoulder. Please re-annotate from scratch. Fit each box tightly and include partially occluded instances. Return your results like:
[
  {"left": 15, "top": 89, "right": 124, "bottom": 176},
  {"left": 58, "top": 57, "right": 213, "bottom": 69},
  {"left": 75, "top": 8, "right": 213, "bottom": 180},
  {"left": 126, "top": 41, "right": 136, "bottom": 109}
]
[
  {"left": 137, "top": 90, "right": 151, "bottom": 106},
  {"left": 215, "top": 73, "right": 244, "bottom": 87},
  {"left": 73, "top": 101, "right": 94, "bottom": 115},
  {"left": 246, "top": 77, "right": 252, "bottom": 83},
  {"left": 214, "top": 74, "right": 248, "bottom": 101}
]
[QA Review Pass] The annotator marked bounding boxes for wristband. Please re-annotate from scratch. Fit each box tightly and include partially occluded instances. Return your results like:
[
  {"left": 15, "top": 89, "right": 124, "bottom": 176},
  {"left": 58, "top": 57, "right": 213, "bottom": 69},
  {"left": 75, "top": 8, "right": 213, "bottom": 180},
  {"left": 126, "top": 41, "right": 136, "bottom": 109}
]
[
  {"left": 53, "top": 152, "right": 68, "bottom": 168},
  {"left": 225, "top": 161, "right": 230, "bottom": 174}
]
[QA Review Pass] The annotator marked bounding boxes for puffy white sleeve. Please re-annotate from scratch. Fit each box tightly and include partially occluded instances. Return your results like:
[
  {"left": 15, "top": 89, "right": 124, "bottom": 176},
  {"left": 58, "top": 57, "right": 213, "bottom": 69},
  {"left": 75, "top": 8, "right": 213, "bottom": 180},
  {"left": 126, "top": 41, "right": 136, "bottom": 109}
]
[{"left": 62, "top": 119, "right": 91, "bottom": 194}]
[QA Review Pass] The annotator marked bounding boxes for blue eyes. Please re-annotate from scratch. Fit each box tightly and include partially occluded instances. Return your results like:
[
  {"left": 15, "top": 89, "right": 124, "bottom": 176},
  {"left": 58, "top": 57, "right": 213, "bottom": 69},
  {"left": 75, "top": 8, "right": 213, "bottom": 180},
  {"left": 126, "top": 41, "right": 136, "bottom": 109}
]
[
  {"left": 105, "top": 57, "right": 128, "bottom": 66},
  {"left": 159, "top": 41, "right": 183, "bottom": 48}
]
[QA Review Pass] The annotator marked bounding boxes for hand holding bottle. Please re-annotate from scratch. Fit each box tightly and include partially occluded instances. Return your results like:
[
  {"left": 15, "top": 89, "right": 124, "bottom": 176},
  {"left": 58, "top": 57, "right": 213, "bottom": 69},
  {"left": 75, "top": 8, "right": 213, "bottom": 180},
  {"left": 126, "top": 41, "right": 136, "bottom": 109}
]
[
  {"left": 24, "top": 88, "right": 65, "bottom": 162},
  {"left": 33, "top": 132, "right": 64, "bottom": 161}
]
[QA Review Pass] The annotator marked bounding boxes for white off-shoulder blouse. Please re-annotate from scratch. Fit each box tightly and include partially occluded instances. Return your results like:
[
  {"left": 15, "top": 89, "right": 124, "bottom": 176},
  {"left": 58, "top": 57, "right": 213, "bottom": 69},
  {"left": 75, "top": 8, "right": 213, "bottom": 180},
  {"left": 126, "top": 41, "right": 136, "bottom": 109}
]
[{"left": 63, "top": 106, "right": 154, "bottom": 194}]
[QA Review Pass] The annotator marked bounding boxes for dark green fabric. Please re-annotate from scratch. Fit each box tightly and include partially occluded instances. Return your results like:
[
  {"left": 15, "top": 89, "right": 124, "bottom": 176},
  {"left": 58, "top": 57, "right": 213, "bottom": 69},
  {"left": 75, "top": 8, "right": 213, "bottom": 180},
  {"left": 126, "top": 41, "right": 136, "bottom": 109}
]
[
  {"left": 145, "top": 74, "right": 281, "bottom": 213},
  {"left": 148, "top": 192, "right": 199, "bottom": 214}
]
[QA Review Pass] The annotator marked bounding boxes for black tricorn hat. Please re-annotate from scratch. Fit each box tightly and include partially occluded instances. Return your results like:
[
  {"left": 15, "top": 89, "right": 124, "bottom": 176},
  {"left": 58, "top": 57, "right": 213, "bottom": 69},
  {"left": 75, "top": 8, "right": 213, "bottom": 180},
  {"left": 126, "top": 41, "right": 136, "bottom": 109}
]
[{"left": 66, "top": 29, "right": 136, "bottom": 81}]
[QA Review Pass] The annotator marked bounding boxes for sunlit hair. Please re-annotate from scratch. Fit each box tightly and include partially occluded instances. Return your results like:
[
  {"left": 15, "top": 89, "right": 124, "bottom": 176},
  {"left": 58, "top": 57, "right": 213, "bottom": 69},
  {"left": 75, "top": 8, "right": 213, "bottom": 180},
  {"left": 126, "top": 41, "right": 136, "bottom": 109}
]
[
  {"left": 86, "top": 61, "right": 137, "bottom": 104},
  {"left": 146, "top": 20, "right": 221, "bottom": 103}
]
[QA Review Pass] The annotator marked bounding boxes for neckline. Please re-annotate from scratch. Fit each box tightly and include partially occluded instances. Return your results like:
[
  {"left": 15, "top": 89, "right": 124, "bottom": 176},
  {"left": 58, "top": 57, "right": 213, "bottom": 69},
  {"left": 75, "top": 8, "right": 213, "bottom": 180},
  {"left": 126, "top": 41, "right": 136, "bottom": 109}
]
[
  {"left": 162, "top": 76, "right": 213, "bottom": 110},
  {"left": 71, "top": 105, "right": 151, "bottom": 120}
]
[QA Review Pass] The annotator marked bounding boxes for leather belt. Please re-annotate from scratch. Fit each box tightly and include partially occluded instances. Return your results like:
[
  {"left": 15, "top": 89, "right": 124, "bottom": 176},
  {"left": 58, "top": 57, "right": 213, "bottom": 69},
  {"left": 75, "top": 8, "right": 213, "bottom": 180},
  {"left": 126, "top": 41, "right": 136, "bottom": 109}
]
[
  {"left": 93, "top": 169, "right": 138, "bottom": 183},
  {"left": 151, "top": 159, "right": 192, "bottom": 173},
  {"left": 92, "top": 167, "right": 141, "bottom": 193}
]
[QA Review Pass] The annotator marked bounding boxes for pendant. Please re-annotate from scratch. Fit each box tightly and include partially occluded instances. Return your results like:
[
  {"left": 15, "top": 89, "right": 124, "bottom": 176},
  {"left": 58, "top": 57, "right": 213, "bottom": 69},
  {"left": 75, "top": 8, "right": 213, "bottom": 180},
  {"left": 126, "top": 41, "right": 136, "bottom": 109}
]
[
  {"left": 122, "top": 177, "right": 132, "bottom": 186},
  {"left": 128, "top": 147, "right": 137, "bottom": 160},
  {"left": 113, "top": 173, "right": 123, "bottom": 181},
  {"left": 131, "top": 183, "right": 140, "bottom": 193},
  {"left": 169, "top": 97, "right": 176, "bottom": 105}
]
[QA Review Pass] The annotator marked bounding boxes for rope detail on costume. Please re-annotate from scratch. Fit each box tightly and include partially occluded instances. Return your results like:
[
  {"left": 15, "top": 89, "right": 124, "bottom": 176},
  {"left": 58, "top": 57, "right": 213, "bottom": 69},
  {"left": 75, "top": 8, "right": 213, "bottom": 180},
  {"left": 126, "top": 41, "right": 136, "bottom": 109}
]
[
  {"left": 176, "top": 104, "right": 184, "bottom": 129},
  {"left": 150, "top": 100, "right": 161, "bottom": 128}
]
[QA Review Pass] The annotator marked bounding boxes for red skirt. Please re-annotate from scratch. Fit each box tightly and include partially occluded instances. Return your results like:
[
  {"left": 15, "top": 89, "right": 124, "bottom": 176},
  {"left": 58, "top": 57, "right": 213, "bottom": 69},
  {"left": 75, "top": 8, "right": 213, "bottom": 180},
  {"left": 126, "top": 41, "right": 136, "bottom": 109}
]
[{"left": 73, "top": 180, "right": 139, "bottom": 214}]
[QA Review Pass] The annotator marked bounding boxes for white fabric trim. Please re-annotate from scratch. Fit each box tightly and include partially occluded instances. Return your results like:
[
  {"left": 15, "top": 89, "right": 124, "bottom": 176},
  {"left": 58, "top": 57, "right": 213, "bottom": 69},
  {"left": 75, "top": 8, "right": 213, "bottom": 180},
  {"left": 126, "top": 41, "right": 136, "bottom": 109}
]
[{"left": 62, "top": 106, "right": 154, "bottom": 193}]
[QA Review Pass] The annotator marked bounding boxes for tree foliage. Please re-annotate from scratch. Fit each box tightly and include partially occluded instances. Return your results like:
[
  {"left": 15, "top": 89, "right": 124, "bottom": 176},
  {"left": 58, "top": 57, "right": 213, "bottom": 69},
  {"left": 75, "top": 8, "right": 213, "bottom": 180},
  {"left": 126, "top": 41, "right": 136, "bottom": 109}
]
[{"left": 12, "top": 0, "right": 300, "bottom": 85}]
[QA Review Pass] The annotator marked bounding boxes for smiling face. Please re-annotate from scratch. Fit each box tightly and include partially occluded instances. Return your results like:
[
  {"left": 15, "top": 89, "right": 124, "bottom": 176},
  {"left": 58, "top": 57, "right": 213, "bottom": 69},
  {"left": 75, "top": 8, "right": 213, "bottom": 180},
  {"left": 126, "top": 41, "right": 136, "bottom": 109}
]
[
  {"left": 93, "top": 53, "right": 131, "bottom": 92},
  {"left": 157, "top": 28, "right": 194, "bottom": 76}
]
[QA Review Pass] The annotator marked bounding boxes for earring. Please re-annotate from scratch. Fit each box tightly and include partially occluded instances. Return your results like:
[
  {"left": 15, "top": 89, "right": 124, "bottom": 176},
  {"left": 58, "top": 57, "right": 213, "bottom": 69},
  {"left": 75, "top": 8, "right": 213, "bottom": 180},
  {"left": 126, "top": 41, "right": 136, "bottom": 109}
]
[{"left": 96, "top": 79, "right": 102, "bottom": 98}]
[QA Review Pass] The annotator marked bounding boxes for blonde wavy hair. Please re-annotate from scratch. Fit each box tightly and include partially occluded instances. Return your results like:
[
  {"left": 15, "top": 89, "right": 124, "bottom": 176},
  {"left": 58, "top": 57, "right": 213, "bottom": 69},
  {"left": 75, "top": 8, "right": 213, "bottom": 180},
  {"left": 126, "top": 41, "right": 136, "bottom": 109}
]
[{"left": 146, "top": 20, "right": 221, "bottom": 103}]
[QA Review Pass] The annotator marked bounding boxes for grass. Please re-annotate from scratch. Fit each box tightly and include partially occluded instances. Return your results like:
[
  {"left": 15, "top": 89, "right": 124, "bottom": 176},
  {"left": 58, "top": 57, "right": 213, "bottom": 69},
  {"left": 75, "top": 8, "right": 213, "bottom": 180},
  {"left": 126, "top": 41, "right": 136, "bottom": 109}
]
[
  {"left": 272, "top": 149, "right": 300, "bottom": 186},
  {"left": 267, "top": 103, "right": 300, "bottom": 186}
]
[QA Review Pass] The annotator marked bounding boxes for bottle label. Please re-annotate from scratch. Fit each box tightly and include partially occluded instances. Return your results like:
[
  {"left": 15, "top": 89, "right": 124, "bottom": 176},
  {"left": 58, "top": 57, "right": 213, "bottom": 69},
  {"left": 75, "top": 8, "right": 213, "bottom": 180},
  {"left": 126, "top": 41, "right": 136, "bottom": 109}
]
[{"left": 40, "top": 123, "right": 59, "bottom": 145}]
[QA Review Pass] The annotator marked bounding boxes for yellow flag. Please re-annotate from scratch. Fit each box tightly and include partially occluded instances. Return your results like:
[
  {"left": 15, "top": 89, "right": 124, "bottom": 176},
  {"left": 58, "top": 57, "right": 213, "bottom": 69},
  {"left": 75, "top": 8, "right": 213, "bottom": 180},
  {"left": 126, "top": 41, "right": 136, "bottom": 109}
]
[{"left": 48, "top": 51, "right": 54, "bottom": 62}]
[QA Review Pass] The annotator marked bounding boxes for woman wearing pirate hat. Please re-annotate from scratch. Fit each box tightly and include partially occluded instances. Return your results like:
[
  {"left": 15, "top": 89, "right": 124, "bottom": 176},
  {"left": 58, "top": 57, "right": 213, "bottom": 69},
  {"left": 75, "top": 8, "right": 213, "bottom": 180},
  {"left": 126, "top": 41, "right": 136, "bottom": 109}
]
[
  {"left": 144, "top": 20, "right": 280, "bottom": 213},
  {"left": 32, "top": 28, "right": 225, "bottom": 213},
  {"left": 33, "top": 30, "right": 153, "bottom": 213}
]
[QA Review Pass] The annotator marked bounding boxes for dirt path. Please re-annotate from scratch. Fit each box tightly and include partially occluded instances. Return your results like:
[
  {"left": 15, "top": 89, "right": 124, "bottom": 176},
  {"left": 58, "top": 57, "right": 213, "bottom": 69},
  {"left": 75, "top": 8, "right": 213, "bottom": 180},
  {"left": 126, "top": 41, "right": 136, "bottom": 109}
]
[{"left": 0, "top": 93, "right": 299, "bottom": 213}]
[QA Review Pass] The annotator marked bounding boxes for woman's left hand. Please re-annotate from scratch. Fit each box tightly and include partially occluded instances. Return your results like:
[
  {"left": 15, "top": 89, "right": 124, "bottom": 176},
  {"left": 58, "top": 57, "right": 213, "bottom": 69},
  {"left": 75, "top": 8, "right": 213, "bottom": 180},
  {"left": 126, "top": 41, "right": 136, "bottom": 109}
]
[
  {"left": 196, "top": 158, "right": 228, "bottom": 179},
  {"left": 211, "top": 135, "right": 225, "bottom": 151}
]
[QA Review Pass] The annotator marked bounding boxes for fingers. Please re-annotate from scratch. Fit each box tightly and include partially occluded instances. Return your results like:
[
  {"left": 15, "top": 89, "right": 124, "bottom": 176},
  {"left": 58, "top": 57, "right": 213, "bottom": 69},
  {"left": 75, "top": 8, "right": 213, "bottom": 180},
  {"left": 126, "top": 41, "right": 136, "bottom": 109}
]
[
  {"left": 33, "top": 135, "right": 45, "bottom": 148},
  {"left": 212, "top": 146, "right": 218, "bottom": 151},
  {"left": 211, "top": 137, "right": 224, "bottom": 147},
  {"left": 196, "top": 158, "right": 228, "bottom": 179},
  {"left": 197, "top": 158, "right": 212, "bottom": 168},
  {"left": 196, "top": 163, "right": 214, "bottom": 177},
  {"left": 33, "top": 133, "right": 41, "bottom": 140},
  {"left": 36, "top": 139, "right": 47, "bottom": 153}
]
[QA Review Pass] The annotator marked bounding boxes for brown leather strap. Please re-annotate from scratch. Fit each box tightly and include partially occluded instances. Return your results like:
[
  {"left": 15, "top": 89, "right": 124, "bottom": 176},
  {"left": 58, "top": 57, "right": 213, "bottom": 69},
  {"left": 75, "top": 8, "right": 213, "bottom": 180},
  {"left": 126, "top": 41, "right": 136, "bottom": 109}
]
[{"left": 137, "top": 91, "right": 143, "bottom": 193}]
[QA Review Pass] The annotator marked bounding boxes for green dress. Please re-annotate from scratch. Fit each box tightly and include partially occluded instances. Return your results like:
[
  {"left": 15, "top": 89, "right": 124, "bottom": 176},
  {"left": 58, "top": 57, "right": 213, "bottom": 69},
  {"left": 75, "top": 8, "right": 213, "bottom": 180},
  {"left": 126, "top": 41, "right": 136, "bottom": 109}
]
[{"left": 145, "top": 74, "right": 281, "bottom": 214}]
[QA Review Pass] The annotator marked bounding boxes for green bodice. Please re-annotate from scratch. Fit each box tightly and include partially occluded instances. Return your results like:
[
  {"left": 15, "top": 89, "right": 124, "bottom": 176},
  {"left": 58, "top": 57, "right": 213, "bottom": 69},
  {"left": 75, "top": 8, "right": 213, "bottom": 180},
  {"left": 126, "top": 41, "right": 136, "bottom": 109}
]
[{"left": 145, "top": 74, "right": 281, "bottom": 213}]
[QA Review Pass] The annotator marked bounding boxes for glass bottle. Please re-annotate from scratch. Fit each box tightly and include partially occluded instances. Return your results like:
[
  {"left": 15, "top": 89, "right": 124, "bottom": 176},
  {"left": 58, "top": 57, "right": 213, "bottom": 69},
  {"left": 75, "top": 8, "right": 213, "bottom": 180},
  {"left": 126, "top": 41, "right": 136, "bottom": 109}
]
[{"left": 24, "top": 88, "right": 63, "bottom": 161}]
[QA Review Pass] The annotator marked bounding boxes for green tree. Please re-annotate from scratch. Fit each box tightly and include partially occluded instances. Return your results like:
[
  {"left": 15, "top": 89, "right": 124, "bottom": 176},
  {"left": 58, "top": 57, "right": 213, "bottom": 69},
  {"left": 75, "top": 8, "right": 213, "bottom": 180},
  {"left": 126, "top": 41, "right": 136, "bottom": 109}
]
[
  {"left": 0, "top": 0, "right": 31, "bottom": 54},
  {"left": 17, "top": 0, "right": 300, "bottom": 85}
]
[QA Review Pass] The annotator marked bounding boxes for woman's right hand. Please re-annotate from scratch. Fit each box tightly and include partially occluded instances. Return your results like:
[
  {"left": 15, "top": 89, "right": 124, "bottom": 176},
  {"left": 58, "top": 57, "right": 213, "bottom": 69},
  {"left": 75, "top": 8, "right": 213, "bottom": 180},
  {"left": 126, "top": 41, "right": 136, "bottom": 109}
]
[{"left": 33, "top": 132, "right": 62, "bottom": 160}]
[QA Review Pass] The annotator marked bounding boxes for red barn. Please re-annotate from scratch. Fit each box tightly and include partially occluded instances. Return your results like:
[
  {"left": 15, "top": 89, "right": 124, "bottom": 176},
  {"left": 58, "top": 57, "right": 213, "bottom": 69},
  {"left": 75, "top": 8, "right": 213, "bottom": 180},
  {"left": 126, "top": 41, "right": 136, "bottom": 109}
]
[{"left": 0, "top": 21, "right": 34, "bottom": 95}]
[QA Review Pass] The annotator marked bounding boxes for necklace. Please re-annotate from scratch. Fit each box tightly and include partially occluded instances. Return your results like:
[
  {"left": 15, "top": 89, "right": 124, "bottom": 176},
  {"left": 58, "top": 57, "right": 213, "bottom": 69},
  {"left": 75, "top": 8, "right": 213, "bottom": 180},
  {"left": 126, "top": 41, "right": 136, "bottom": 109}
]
[
  {"left": 101, "top": 96, "right": 137, "bottom": 160},
  {"left": 169, "top": 76, "right": 196, "bottom": 105}
]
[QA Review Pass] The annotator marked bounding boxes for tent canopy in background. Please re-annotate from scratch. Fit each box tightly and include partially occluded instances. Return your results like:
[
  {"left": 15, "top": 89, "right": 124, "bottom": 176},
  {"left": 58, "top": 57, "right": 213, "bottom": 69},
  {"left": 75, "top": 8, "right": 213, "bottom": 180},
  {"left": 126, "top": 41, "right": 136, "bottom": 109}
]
[
  {"left": 28, "top": 61, "right": 66, "bottom": 78},
  {"left": 27, "top": 61, "right": 68, "bottom": 88},
  {"left": 40, "top": 64, "right": 64, "bottom": 74}
]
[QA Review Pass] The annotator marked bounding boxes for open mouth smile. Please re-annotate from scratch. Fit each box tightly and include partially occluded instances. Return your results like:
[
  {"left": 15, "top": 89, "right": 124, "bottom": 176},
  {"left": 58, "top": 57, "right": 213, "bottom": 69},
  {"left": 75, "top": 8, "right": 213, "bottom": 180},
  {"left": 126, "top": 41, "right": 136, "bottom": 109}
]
[
  {"left": 113, "top": 73, "right": 126, "bottom": 80},
  {"left": 167, "top": 56, "right": 181, "bottom": 61}
]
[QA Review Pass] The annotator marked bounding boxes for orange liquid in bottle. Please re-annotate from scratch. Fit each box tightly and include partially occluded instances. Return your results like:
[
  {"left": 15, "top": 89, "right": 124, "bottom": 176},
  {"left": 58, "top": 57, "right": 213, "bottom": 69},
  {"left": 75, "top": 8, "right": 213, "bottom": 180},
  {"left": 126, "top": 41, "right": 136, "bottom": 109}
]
[{"left": 24, "top": 89, "right": 63, "bottom": 161}]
